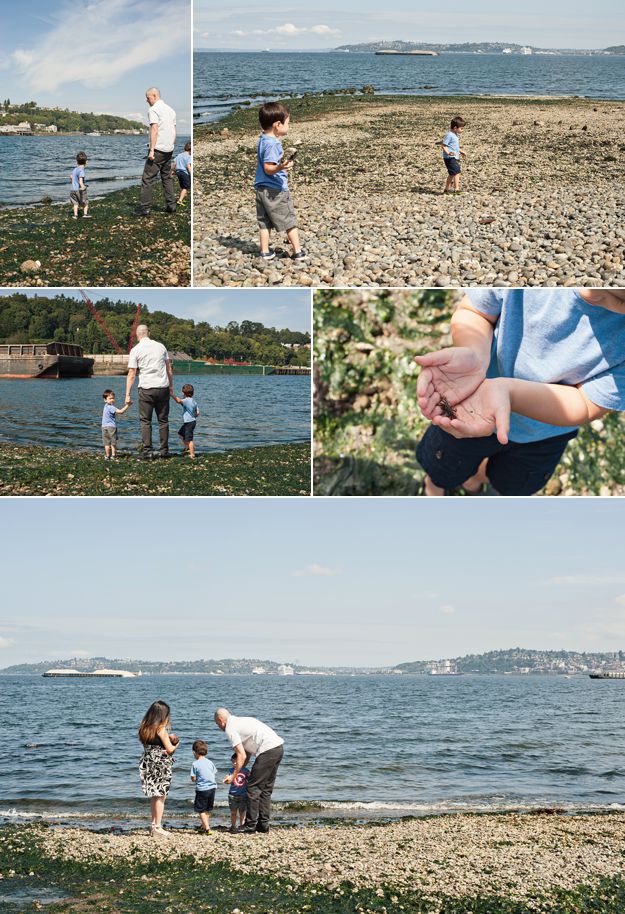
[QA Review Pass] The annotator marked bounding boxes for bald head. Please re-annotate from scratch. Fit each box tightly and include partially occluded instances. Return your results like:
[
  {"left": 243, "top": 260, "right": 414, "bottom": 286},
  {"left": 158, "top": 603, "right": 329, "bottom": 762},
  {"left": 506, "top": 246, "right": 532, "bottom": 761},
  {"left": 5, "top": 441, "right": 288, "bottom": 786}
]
[
  {"left": 145, "top": 87, "right": 161, "bottom": 106},
  {"left": 214, "top": 707, "right": 230, "bottom": 730},
  {"left": 136, "top": 324, "right": 149, "bottom": 339}
]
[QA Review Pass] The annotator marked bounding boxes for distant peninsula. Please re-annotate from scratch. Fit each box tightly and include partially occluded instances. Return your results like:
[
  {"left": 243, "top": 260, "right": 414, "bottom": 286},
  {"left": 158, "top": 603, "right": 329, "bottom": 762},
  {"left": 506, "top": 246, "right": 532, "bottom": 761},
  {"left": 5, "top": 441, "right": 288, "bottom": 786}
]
[
  {"left": 3, "top": 648, "right": 625, "bottom": 676},
  {"left": 0, "top": 100, "right": 145, "bottom": 136},
  {"left": 333, "top": 40, "right": 624, "bottom": 56}
]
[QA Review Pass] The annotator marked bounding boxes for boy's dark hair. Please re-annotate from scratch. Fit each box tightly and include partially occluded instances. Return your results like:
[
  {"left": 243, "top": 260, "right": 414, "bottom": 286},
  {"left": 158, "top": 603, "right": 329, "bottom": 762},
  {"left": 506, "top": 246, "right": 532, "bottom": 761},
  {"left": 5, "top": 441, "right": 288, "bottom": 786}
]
[
  {"left": 182, "top": 383, "right": 194, "bottom": 396},
  {"left": 192, "top": 739, "right": 208, "bottom": 756},
  {"left": 450, "top": 117, "right": 466, "bottom": 130},
  {"left": 103, "top": 389, "right": 114, "bottom": 399},
  {"left": 76, "top": 151, "right": 88, "bottom": 164},
  {"left": 259, "top": 102, "right": 290, "bottom": 131},
  {"left": 184, "top": 141, "right": 191, "bottom": 152}
]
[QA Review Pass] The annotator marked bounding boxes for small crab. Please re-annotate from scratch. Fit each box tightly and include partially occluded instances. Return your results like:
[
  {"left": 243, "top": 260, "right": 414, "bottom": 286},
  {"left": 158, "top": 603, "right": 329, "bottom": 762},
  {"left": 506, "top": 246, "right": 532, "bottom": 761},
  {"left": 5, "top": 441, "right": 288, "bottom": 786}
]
[{"left": 438, "top": 395, "right": 457, "bottom": 420}]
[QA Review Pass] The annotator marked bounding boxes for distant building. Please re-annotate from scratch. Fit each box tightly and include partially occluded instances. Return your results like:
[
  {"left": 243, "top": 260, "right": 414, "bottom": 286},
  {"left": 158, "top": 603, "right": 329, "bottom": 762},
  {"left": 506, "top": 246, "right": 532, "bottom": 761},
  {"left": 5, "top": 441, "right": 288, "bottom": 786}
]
[
  {"left": 520, "top": 46, "right": 532, "bottom": 54},
  {"left": 502, "top": 48, "right": 512, "bottom": 54}
]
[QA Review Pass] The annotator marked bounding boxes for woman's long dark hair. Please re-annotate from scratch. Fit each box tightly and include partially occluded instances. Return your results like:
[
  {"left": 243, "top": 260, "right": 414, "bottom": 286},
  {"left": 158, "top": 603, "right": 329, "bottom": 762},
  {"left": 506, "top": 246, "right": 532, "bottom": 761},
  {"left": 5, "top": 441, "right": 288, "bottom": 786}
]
[{"left": 138, "top": 700, "right": 170, "bottom": 745}]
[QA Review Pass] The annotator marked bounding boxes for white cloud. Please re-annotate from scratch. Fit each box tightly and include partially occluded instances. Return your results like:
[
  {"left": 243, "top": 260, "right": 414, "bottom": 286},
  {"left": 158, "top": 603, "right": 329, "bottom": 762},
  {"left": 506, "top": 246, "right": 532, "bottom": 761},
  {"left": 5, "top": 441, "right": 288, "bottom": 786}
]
[
  {"left": 439, "top": 604, "right": 455, "bottom": 615},
  {"left": 292, "top": 564, "right": 339, "bottom": 578},
  {"left": 0, "top": 637, "right": 14, "bottom": 648},
  {"left": 11, "top": 0, "right": 189, "bottom": 93},
  {"left": 232, "top": 22, "right": 340, "bottom": 39}
]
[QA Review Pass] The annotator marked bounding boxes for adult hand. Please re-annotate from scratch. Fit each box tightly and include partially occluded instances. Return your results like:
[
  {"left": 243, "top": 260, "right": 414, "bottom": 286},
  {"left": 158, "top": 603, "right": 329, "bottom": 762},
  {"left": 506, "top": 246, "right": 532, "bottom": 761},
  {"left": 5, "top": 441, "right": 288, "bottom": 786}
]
[
  {"left": 416, "top": 346, "right": 488, "bottom": 419},
  {"left": 578, "top": 289, "right": 625, "bottom": 314},
  {"left": 125, "top": 396, "right": 132, "bottom": 405},
  {"left": 148, "top": 151, "right": 155, "bottom": 162},
  {"left": 223, "top": 774, "right": 234, "bottom": 785},
  {"left": 433, "top": 378, "right": 510, "bottom": 445}
]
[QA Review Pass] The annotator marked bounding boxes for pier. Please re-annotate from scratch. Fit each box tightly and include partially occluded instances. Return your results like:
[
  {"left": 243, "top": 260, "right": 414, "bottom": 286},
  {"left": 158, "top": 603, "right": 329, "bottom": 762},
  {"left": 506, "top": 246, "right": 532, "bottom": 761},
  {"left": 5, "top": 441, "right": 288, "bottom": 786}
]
[{"left": 88, "top": 355, "right": 310, "bottom": 377}]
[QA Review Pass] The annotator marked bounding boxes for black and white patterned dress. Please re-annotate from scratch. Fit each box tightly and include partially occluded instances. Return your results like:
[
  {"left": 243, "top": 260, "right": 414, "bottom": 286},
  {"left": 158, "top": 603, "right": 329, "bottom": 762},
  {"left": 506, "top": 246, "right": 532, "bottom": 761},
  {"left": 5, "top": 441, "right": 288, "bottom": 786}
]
[{"left": 139, "top": 736, "right": 174, "bottom": 797}]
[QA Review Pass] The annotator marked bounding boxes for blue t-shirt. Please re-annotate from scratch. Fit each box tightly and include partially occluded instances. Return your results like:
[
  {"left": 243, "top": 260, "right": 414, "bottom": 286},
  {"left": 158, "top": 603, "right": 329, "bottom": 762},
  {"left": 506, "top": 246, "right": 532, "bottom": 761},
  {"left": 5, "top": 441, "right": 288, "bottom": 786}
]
[
  {"left": 466, "top": 289, "right": 625, "bottom": 443},
  {"left": 175, "top": 151, "right": 191, "bottom": 172},
  {"left": 180, "top": 396, "right": 198, "bottom": 424},
  {"left": 442, "top": 131, "right": 459, "bottom": 159},
  {"left": 254, "top": 134, "right": 288, "bottom": 191},
  {"left": 71, "top": 165, "right": 85, "bottom": 190},
  {"left": 228, "top": 766, "right": 250, "bottom": 797},
  {"left": 102, "top": 404, "right": 119, "bottom": 428},
  {"left": 191, "top": 757, "right": 217, "bottom": 792}
]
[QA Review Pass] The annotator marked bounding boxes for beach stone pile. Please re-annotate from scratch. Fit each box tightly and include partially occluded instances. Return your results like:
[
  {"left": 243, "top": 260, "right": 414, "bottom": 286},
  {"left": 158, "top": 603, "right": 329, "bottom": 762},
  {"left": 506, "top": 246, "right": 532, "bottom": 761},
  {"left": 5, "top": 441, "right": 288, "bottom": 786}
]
[
  {"left": 39, "top": 812, "right": 625, "bottom": 902},
  {"left": 194, "top": 97, "right": 625, "bottom": 287}
]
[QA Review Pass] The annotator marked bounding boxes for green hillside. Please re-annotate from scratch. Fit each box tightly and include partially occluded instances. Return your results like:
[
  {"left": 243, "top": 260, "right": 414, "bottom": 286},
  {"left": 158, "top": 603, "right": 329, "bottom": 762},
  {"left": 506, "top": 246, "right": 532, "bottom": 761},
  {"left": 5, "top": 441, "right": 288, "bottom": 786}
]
[
  {"left": 0, "top": 293, "right": 311, "bottom": 366},
  {"left": 0, "top": 100, "right": 144, "bottom": 133}
]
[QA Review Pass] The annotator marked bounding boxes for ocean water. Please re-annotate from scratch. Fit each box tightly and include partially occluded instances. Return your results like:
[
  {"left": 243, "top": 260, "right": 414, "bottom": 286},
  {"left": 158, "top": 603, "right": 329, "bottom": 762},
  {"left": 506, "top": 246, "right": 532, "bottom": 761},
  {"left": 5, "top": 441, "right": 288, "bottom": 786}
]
[
  {"left": 194, "top": 51, "right": 625, "bottom": 123},
  {"left": 0, "top": 375, "right": 310, "bottom": 452},
  {"left": 2, "top": 674, "right": 625, "bottom": 829},
  {"left": 0, "top": 134, "right": 191, "bottom": 207}
]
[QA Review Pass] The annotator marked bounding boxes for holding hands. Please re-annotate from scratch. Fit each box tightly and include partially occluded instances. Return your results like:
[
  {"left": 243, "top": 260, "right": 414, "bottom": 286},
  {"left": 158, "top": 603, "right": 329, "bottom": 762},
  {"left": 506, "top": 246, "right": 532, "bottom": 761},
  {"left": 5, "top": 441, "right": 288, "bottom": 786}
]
[{"left": 416, "top": 348, "right": 510, "bottom": 445}]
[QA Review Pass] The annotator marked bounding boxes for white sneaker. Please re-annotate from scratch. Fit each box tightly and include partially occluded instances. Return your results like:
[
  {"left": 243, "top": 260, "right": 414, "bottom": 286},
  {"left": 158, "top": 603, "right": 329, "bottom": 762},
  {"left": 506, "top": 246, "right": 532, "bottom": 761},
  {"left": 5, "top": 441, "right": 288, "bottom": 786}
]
[{"left": 150, "top": 825, "right": 170, "bottom": 837}]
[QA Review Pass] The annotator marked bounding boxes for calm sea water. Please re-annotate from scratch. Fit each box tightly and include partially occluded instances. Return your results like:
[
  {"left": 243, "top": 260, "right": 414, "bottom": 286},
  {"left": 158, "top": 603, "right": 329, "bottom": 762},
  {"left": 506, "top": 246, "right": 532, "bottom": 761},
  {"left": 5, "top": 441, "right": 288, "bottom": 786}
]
[
  {"left": 0, "top": 375, "right": 310, "bottom": 452},
  {"left": 194, "top": 51, "right": 625, "bottom": 123},
  {"left": 0, "top": 134, "right": 191, "bottom": 207},
  {"left": 2, "top": 674, "right": 624, "bottom": 829}
]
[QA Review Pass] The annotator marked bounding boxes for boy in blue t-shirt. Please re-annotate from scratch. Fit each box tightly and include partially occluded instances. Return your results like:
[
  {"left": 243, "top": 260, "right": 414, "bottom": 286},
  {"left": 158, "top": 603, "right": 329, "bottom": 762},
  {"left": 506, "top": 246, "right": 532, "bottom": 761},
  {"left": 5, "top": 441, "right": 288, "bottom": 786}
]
[
  {"left": 172, "top": 141, "right": 192, "bottom": 206},
  {"left": 171, "top": 383, "right": 200, "bottom": 458},
  {"left": 70, "top": 151, "right": 90, "bottom": 219},
  {"left": 101, "top": 389, "right": 131, "bottom": 460},
  {"left": 415, "top": 289, "right": 625, "bottom": 496},
  {"left": 191, "top": 740, "right": 218, "bottom": 833},
  {"left": 227, "top": 751, "right": 250, "bottom": 833},
  {"left": 254, "top": 101, "right": 305, "bottom": 262},
  {"left": 441, "top": 117, "right": 467, "bottom": 194}
]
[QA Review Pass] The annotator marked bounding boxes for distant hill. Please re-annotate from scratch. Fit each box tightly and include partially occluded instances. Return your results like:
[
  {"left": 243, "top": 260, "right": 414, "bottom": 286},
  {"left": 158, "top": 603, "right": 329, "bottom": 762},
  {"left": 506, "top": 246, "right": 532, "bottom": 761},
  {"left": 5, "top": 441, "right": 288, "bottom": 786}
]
[
  {"left": 394, "top": 648, "right": 625, "bottom": 675},
  {"left": 0, "top": 101, "right": 144, "bottom": 133},
  {"left": 1, "top": 657, "right": 314, "bottom": 676},
  {"left": 334, "top": 41, "right": 613, "bottom": 56},
  {"left": 0, "top": 293, "right": 311, "bottom": 366}
]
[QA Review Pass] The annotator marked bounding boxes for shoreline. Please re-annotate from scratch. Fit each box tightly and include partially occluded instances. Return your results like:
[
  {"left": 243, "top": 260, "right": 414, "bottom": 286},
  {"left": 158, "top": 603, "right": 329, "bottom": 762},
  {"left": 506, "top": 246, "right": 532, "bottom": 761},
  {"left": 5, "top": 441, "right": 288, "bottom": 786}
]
[
  {"left": 0, "top": 184, "right": 190, "bottom": 286},
  {"left": 3, "top": 812, "right": 625, "bottom": 913},
  {"left": 194, "top": 93, "right": 625, "bottom": 288},
  {"left": 0, "top": 441, "right": 311, "bottom": 496}
]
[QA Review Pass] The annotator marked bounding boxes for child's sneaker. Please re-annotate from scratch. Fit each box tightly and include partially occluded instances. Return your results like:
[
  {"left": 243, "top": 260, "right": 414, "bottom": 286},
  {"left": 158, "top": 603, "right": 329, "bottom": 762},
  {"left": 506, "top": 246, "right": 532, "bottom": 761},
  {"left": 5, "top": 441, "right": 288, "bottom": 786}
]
[
  {"left": 258, "top": 250, "right": 276, "bottom": 261},
  {"left": 83, "top": 214, "right": 92, "bottom": 219},
  {"left": 291, "top": 249, "right": 307, "bottom": 261}
]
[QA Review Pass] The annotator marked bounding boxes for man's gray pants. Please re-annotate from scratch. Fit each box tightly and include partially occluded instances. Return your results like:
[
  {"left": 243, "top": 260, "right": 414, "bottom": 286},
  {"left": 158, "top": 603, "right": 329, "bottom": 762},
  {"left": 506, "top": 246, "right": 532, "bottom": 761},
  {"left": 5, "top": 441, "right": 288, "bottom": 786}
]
[
  {"left": 139, "top": 149, "right": 176, "bottom": 211},
  {"left": 138, "top": 387, "right": 169, "bottom": 455},
  {"left": 246, "top": 745, "right": 284, "bottom": 831}
]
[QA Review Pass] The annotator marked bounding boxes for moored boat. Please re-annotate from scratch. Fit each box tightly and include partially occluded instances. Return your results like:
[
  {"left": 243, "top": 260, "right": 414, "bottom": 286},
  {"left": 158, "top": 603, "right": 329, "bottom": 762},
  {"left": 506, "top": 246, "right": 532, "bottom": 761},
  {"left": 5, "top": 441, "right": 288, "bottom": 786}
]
[{"left": 0, "top": 342, "right": 94, "bottom": 379}]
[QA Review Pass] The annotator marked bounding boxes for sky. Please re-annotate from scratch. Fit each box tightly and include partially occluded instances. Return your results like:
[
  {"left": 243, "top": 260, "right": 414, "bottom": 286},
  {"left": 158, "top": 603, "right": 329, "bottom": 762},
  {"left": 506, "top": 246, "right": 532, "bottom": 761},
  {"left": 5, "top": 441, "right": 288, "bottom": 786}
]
[
  {"left": 2, "top": 499, "right": 625, "bottom": 669},
  {"left": 195, "top": 1, "right": 624, "bottom": 50},
  {"left": 18, "top": 289, "right": 311, "bottom": 332},
  {"left": 1, "top": 0, "right": 191, "bottom": 128}
]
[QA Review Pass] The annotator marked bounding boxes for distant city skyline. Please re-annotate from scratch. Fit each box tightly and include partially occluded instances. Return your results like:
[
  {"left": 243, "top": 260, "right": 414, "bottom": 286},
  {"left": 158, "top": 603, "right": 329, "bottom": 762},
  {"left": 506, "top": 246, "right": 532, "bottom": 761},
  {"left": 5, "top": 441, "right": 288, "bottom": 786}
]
[
  {"left": 14, "top": 289, "right": 311, "bottom": 332},
  {"left": 1, "top": 0, "right": 191, "bottom": 126},
  {"left": 2, "top": 500, "right": 624, "bottom": 667},
  {"left": 195, "top": 1, "right": 623, "bottom": 50}
]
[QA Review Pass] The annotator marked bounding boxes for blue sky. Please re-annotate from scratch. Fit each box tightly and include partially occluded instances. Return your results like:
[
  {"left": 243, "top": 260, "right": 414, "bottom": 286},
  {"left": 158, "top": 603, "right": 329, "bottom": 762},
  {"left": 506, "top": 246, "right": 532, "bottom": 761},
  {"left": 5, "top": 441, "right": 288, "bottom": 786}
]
[
  {"left": 18, "top": 289, "right": 311, "bottom": 332},
  {"left": 195, "top": 1, "right": 623, "bottom": 50},
  {"left": 1, "top": 500, "right": 624, "bottom": 668},
  {"left": 1, "top": 0, "right": 191, "bottom": 127}
]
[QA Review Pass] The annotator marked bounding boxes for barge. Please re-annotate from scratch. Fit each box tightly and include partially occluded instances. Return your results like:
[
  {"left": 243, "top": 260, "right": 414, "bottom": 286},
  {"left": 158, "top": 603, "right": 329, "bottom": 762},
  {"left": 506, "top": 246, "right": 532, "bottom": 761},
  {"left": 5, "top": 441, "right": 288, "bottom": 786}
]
[
  {"left": 589, "top": 671, "right": 625, "bottom": 679},
  {"left": 43, "top": 669, "right": 139, "bottom": 678},
  {"left": 0, "top": 343, "right": 94, "bottom": 379}
]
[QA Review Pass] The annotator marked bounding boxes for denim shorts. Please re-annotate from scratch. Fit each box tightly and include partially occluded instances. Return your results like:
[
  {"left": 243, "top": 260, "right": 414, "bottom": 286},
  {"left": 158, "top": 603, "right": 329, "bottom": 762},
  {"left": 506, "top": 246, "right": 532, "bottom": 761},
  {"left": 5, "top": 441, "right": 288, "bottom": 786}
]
[
  {"left": 416, "top": 424, "right": 578, "bottom": 496},
  {"left": 443, "top": 157, "right": 461, "bottom": 176},
  {"left": 228, "top": 794, "right": 247, "bottom": 811},
  {"left": 194, "top": 789, "right": 216, "bottom": 813},
  {"left": 176, "top": 169, "right": 191, "bottom": 190},
  {"left": 178, "top": 421, "right": 196, "bottom": 442}
]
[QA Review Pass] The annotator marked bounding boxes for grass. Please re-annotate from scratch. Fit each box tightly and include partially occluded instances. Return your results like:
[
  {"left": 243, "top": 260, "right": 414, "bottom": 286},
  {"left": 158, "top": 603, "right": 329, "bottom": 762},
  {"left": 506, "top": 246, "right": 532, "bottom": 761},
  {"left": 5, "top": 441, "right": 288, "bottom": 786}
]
[
  {"left": 0, "top": 442, "right": 311, "bottom": 496},
  {"left": 2, "top": 825, "right": 625, "bottom": 914},
  {"left": 0, "top": 185, "right": 190, "bottom": 287}
]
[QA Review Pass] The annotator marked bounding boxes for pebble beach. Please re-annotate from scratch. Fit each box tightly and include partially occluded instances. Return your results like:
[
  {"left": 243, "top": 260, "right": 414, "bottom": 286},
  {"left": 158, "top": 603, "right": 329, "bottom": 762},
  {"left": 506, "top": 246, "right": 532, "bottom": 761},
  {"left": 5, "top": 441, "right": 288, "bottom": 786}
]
[
  {"left": 194, "top": 94, "right": 625, "bottom": 288},
  {"left": 4, "top": 812, "right": 624, "bottom": 912}
]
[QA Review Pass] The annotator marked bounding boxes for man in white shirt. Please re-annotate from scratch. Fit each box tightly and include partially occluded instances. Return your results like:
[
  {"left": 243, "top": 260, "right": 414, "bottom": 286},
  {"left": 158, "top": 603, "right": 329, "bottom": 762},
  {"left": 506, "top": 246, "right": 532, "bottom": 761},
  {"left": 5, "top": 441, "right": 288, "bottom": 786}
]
[
  {"left": 125, "top": 324, "right": 173, "bottom": 458},
  {"left": 215, "top": 708, "right": 284, "bottom": 834},
  {"left": 138, "top": 87, "right": 177, "bottom": 216}
]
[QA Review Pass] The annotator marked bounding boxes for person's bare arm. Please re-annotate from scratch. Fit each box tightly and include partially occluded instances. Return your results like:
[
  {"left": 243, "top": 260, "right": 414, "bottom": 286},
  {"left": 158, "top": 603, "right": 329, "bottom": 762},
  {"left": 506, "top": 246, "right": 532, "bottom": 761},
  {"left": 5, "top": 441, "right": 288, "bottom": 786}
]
[
  {"left": 263, "top": 161, "right": 293, "bottom": 176},
  {"left": 158, "top": 728, "right": 178, "bottom": 756},
  {"left": 116, "top": 403, "right": 131, "bottom": 415},
  {"left": 125, "top": 368, "right": 137, "bottom": 404},
  {"left": 148, "top": 123, "right": 158, "bottom": 160},
  {"left": 166, "top": 358, "right": 173, "bottom": 393},
  {"left": 171, "top": 393, "right": 183, "bottom": 403},
  {"left": 435, "top": 377, "right": 611, "bottom": 445},
  {"left": 223, "top": 744, "right": 247, "bottom": 784}
]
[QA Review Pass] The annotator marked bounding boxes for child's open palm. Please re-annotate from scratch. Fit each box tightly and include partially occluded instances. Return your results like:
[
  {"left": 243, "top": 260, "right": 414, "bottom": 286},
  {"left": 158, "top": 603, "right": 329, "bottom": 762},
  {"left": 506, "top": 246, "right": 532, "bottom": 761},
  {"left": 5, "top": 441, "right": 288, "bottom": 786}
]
[{"left": 432, "top": 378, "right": 511, "bottom": 445}]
